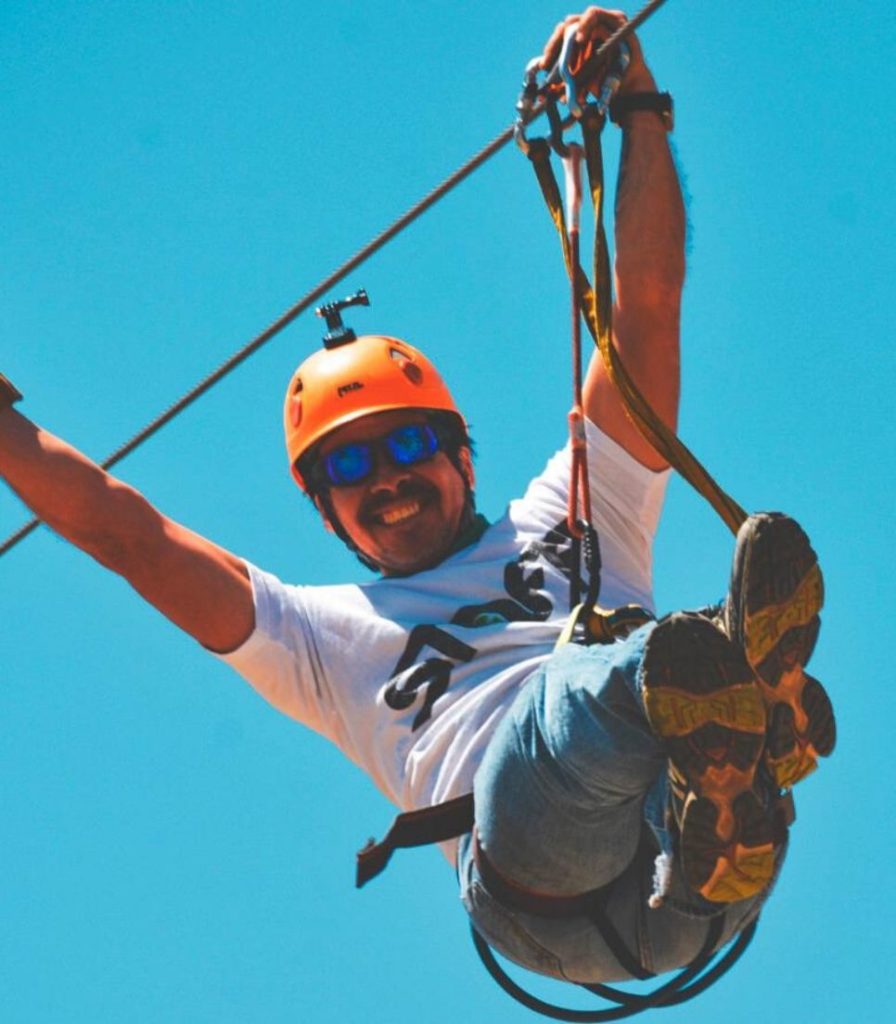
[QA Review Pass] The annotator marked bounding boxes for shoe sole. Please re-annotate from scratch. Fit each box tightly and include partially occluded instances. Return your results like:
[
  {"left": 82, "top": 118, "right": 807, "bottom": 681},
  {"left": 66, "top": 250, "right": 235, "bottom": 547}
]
[
  {"left": 643, "top": 613, "right": 774, "bottom": 904},
  {"left": 727, "top": 514, "right": 836, "bottom": 788}
]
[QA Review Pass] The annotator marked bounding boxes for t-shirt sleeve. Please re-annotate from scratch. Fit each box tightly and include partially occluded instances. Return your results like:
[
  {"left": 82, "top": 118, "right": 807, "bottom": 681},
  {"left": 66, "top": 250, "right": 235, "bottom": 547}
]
[
  {"left": 515, "top": 419, "right": 670, "bottom": 608},
  {"left": 213, "top": 562, "right": 331, "bottom": 734}
]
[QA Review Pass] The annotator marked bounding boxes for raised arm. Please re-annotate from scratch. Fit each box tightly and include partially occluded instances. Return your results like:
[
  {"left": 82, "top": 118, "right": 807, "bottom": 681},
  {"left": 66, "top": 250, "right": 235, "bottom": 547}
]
[
  {"left": 545, "top": 8, "right": 685, "bottom": 470},
  {"left": 0, "top": 379, "right": 254, "bottom": 653}
]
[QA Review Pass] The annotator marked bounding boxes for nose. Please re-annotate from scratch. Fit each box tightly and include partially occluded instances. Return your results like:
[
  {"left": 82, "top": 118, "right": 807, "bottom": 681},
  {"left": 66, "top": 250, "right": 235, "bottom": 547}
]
[{"left": 366, "top": 450, "right": 414, "bottom": 493}]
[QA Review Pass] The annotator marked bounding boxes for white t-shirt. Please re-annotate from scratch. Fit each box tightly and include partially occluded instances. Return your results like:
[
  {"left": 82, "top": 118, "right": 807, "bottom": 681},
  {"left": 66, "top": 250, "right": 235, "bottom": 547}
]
[{"left": 219, "top": 422, "right": 669, "bottom": 826}]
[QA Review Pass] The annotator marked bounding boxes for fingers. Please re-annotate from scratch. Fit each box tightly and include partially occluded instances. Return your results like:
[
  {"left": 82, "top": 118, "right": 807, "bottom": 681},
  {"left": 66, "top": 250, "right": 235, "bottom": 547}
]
[
  {"left": 540, "top": 15, "right": 580, "bottom": 69},
  {"left": 575, "top": 7, "right": 627, "bottom": 44},
  {"left": 539, "top": 7, "right": 643, "bottom": 72}
]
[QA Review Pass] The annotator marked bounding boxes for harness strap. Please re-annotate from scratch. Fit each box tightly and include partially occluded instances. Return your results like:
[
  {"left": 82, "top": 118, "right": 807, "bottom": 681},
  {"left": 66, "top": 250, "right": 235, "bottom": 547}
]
[
  {"left": 471, "top": 913, "right": 747, "bottom": 1023},
  {"left": 529, "top": 107, "right": 748, "bottom": 537},
  {"left": 473, "top": 830, "right": 655, "bottom": 981},
  {"left": 580, "top": 107, "right": 747, "bottom": 535},
  {"left": 526, "top": 136, "right": 602, "bottom": 611},
  {"left": 355, "top": 793, "right": 474, "bottom": 887}
]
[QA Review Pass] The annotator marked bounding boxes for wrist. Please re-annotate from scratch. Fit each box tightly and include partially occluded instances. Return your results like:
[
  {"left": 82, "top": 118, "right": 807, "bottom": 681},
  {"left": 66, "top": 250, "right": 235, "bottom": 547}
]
[
  {"left": 616, "top": 63, "right": 657, "bottom": 98},
  {"left": 0, "top": 373, "right": 23, "bottom": 412},
  {"left": 610, "top": 91, "right": 674, "bottom": 133}
]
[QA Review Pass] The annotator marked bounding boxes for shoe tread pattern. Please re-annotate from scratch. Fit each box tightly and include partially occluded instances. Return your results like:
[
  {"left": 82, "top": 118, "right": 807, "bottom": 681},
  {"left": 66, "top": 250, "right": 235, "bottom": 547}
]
[
  {"left": 643, "top": 613, "right": 773, "bottom": 904},
  {"left": 728, "top": 513, "right": 836, "bottom": 788}
]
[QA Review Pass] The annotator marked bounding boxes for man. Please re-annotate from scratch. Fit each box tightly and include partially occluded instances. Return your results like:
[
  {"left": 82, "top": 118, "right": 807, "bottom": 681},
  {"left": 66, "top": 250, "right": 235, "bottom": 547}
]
[{"left": 0, "top": 8, "right": 833, "bottom": 985}]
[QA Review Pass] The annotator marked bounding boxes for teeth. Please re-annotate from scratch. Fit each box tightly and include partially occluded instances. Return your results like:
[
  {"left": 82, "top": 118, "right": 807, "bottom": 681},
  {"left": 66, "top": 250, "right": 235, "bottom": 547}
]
[{"left": 379, "top": 501, "right": 420, "bottom": 525}]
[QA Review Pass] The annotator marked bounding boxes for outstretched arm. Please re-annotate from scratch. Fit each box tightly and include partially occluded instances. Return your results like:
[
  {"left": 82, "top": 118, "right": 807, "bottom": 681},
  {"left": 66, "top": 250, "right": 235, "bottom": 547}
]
[
  {"left": 543, "top": 8, "right": 685, "bottom": 470},
  {"left": 0, "top": 386, "right": 254, "bottom": 653}
]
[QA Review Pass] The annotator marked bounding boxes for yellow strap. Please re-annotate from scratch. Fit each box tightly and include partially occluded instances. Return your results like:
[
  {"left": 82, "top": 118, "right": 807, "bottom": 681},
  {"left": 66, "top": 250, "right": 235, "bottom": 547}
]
[
  {"left": 527, "top": 115, "right": 747, "bottom": 537},
  {"left": 555, "top": 601, "right": 654, "bottom": 649}
]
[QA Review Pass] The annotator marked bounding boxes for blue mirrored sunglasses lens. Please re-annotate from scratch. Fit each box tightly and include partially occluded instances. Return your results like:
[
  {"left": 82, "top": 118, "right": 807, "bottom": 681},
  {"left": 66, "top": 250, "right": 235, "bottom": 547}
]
[
  {"left": 325, "top": 443, "right": 373, "bottom": 485},
  {"left": 386, "top": 424, "right": 438, "bottom": 465},
  {"left": 320, "top": 424, "right": 440, "bottom": 486}
]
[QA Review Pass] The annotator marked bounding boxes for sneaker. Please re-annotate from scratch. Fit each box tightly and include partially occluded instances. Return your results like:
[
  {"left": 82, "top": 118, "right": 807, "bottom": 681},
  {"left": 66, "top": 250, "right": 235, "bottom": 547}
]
[
  {"left": 643, "top": 612, "right": 774, "bottom": 904},
  {"left": 724, "top": 513, "right": 836, "bottom": 788}
]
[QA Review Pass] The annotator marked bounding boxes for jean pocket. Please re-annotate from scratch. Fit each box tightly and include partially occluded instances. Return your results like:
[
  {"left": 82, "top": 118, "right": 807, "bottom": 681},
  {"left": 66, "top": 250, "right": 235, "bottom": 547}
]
[{"left": 462, "top": 878, "right": 566, "bottom": 981}]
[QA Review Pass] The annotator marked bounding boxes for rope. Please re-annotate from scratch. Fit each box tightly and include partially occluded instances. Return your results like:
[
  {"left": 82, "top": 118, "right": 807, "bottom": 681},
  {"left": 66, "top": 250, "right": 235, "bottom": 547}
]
[
  {"left": 578, "top": 111, "right": 748, "bottom": 535},
  {"left": 0, "top": 0, "right": 670, "bottom": 560},
  {"left": 526, "top": 107, "right": 747, "bottom": 537}
]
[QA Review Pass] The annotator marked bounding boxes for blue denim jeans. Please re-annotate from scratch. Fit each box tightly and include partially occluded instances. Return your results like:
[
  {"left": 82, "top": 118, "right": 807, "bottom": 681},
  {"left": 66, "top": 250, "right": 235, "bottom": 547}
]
[{"left": 458, "top": 624, "right": 774, "bottom": 984}]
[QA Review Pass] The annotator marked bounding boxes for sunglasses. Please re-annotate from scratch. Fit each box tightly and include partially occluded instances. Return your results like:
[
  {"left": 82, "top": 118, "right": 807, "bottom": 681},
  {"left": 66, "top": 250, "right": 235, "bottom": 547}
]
[{"left": 308, "top": 422, "right": 446, "bottom": 489}]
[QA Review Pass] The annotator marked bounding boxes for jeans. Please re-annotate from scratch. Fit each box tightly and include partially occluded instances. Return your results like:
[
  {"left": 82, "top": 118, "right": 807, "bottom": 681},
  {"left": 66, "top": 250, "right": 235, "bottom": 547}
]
[{"left": 457, "top": 624, "right": 774, "bottom": 984}]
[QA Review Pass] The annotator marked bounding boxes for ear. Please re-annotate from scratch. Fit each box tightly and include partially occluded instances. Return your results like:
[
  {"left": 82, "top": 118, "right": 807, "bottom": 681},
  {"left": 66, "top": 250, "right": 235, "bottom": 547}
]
[
  {"left": 313, "top": 495, "right": 336, "bottom": 533},
  {"left": 458, "top": 446, "right": 476, "bottom": 491}
]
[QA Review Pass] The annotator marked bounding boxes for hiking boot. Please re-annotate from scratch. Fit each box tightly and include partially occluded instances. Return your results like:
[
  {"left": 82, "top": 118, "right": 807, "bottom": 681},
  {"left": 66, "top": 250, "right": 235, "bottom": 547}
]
[
  {"left": 643, "top": 612, "right": 774, "bottom": 904},
  {"left": 724, "top": 513, "right": 836, "bottom": 788}
]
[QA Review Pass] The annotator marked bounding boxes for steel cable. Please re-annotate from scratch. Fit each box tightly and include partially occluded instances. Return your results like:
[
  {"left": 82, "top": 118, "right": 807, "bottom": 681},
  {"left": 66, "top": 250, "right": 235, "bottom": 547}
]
[{"left": 0, "top": 0, "right": 669, "bottom": 559}]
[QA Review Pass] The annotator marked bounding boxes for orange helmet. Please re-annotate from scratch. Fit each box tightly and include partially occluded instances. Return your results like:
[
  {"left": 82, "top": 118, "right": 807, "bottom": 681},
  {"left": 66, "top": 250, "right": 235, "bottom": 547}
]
[{"left": 284, "top": 333, "right": 466, "bottom": 492}]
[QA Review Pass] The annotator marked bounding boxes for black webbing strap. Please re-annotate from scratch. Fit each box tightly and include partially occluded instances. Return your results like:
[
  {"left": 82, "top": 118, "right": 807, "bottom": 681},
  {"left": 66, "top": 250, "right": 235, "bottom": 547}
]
[
  {"left": 471, "top": 912, "right": 754, "bottom": 1023},
  {"left": 355, "top": 793, "right": 474, "bottom": 887},
  {"left": 474, "top": 832, "right": 654, "bottom": 981},
  {"left": 355, "top": 780, "right": 758, "bottom": 1019}
]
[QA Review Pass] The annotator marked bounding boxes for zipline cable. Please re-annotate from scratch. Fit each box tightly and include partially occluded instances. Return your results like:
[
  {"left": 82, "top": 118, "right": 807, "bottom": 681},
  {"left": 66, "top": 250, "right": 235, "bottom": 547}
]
[{"left": 0, "top": 0, "right": 669, "bottom": 560}]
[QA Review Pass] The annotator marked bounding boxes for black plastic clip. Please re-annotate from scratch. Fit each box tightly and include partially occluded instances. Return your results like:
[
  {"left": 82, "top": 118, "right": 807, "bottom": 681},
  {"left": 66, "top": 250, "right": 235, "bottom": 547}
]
[{"left": 315, "top": 288, "right": 370, "bottom": 349}]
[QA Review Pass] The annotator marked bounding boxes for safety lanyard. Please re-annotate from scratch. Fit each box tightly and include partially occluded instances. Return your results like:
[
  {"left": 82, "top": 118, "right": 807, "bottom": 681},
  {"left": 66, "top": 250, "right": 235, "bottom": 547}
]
[{"left": 521, "top": 80, "right": 749, "bottom": 542}]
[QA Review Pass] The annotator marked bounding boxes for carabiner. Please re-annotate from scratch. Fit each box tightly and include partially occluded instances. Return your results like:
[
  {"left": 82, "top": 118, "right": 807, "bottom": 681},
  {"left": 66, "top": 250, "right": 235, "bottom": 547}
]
[
  {"left": 513, "top": 57, "right": 542, "bottom": 155},
  {"left": 559, "top": 31, "right": 631, "bottom": 121},
  {"left": 594, "top": 42, "right": 631, "bottom": 117},
  {"left": 545, "top": 97, "right": 570, "bottom": 157},
  {"left": 558, "top": 25, "right": 584, "bottom": 119}
]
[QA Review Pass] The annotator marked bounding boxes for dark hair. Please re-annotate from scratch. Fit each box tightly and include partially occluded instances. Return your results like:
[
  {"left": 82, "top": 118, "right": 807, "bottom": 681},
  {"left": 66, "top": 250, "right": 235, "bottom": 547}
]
[{"left": 299, "top": 409, "right": 476, "bottom": 573}]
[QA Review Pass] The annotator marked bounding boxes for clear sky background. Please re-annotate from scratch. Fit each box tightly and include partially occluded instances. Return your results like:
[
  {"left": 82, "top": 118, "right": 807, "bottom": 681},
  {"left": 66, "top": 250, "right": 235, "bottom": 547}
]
[{"left": 2, "top": 2, "right": 894, "bottom": 1022}]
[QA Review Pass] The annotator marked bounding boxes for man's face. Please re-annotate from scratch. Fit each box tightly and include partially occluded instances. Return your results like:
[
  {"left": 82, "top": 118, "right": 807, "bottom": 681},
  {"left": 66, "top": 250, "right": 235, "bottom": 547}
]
[{"left": 314, "top": 409, "right": 472, "bottom": 576}]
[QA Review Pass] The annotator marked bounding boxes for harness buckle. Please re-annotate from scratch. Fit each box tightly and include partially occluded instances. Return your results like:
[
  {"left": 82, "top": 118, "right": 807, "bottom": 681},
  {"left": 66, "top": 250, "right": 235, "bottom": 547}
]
[{"left": 557, "top": 602, "right": 654, "bottom": 649}]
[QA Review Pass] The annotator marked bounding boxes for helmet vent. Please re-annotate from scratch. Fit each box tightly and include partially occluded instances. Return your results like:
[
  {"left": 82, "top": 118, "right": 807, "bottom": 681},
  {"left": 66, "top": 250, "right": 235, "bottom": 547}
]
[
  {"left": 289, "top": 396, "right": 303, "bottom": 428},
  {"left": 401, "top": 362, "right": 423, "bottom": 385},
  {"left": 389, "top": 347, "right": 422, "bottom": 385}
]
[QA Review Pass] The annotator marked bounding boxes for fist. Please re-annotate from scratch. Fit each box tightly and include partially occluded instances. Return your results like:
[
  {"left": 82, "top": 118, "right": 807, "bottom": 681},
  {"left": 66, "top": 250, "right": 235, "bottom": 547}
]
[{"left": 540, "top": 7, "right": 656, "bottom": 96}]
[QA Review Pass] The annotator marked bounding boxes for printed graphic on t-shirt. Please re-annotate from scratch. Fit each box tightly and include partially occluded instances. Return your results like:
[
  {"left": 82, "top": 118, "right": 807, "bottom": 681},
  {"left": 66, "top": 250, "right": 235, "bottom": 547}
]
[
  {"left": 383, "top": 518, "right": 586, "bottom": 731},
  {"left": 220, "top": 423, "right": 668, "bottom": 810}
]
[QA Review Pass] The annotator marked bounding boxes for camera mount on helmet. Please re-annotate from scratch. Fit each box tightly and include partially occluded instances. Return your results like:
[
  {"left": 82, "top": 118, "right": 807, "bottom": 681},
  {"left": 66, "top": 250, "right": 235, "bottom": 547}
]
[{"left": 315, "top": 289, "right": 371, "bottom": 349}]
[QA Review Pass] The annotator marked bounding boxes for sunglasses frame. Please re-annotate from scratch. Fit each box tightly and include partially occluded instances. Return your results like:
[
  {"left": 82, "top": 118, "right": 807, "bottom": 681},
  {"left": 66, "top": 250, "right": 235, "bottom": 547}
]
[{"left": 306, "top": 421, "right": 449, "bottom": 491}]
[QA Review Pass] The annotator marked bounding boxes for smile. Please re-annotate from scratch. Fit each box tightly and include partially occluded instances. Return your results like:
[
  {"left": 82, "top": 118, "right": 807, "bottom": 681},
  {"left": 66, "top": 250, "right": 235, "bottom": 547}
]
[{"left": 377, "top": 500, "right": 422, "bottom": 526}]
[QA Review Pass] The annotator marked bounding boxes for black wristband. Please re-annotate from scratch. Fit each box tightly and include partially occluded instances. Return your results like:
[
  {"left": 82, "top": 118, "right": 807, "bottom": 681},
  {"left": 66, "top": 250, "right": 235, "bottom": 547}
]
[
  {"left": 0, "top": 373, "right": 23, "bottom": 410},
  {"left": 609, "top": 91, "right": 674, "bottom": 131}
]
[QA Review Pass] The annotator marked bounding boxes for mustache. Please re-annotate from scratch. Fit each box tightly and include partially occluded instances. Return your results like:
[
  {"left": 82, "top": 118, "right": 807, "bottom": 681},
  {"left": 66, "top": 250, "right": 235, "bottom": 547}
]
[{"left": 360, "top": 480, "right": 438, "bottom": 520}]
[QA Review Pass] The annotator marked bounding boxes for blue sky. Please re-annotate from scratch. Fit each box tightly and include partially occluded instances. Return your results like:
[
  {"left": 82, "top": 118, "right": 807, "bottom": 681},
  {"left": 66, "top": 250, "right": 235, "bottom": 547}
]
[{"left": 2, "top": 2, "right": 894, "bottom": 1021}]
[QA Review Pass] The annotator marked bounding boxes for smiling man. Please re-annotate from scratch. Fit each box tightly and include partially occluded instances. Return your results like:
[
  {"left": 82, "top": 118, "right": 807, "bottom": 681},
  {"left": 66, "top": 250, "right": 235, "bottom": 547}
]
[
  {"left": 286, "top": 330, "right": 479, "bottom": 576},
  {"left": 0, "top": 6, "right": 834, "bottom": 990}
]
